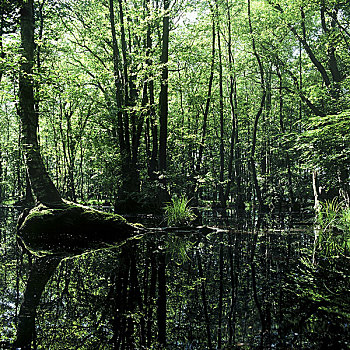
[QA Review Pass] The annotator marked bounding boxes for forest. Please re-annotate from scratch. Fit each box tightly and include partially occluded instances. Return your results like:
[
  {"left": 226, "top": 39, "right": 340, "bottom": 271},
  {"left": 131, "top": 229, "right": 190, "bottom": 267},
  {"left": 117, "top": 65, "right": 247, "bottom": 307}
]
[{"left": 0, "top": 0, "right": 349, "bottom": 348}]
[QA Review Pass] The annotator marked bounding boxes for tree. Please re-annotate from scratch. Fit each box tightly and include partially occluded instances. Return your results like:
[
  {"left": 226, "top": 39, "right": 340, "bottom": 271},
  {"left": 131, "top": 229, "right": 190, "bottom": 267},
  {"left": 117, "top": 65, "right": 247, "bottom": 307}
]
[{"left": 15, "top": 1, "right": 143, "bottom": 346}]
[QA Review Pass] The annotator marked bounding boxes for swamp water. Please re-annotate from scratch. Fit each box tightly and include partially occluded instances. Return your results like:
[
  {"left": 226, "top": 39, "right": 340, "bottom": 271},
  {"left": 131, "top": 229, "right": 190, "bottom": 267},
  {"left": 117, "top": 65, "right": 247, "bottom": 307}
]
[{"left": 0, "top": 207, "right": 349, "bottom": 349}]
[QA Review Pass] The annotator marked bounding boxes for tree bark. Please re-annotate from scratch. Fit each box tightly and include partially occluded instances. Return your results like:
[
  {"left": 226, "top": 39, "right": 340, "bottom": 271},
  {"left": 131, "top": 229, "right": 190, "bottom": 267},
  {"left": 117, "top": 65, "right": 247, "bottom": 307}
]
[
  {"left": 248, "top": 0, "right": 266, "bottom": 210},
  {"left": 195, "top": 15, "right": 215, "bottom": 174},
  {"left": 217, "top": 231, "right": 224, "bottom": 349},
  {"left": 225, "top": 0, "right": 240, "bottom": 208},
  {"left": 320, "top": 4, "right": 342, "bottom": 84},
  {"left": 158, "top": 0, "right": 169, "bottom": 175},
  {"left": 277, "top": 67, "right": 295, "bottom": 209},
  {"left": 144, "top": 0, "right": 158, "bottom": 180},
  {"left": 217, "top": 19, "right": 225, "bottom": 209},
  {"left": 19, "top": 0, "right": 62, "bottom": 206},
  {"left": 0, "top": 9, "right": 4, "bottom": 84},
  {"left": 157, "top": 0, "right": 170, "bottom": 204}
]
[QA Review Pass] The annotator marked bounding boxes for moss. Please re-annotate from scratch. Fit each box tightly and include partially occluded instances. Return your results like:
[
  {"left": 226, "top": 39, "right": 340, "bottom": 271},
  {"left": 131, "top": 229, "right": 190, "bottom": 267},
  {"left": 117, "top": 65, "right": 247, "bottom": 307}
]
[{"left": 17, "top": 201, "right": 143, "bottom": 256}]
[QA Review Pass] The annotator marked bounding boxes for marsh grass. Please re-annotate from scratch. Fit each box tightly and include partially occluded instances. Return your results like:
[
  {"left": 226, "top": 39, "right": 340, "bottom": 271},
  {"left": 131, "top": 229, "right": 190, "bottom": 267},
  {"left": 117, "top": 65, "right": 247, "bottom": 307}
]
[
  {"left": 316, "top": 198, "right": 350, "bottom": 257},
  {"left": 163, "top": 196, "right": 196, "bottom": 264},
  {"left": 164, "top": 196, "right": 196, "bottom": 227}
]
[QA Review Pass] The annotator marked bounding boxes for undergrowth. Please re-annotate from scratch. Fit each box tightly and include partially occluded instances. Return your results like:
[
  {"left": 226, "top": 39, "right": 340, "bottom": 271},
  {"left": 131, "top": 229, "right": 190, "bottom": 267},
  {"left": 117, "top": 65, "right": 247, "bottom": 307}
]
[{"left": 316, "top": 198, "right": 350, "bottom": 257}]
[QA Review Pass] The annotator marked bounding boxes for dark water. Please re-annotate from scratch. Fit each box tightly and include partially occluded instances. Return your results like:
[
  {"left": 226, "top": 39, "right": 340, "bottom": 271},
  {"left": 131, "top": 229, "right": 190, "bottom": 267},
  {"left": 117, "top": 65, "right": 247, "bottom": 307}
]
[{"left": 0, "top": 207, "right": 349, "bottom": 349}]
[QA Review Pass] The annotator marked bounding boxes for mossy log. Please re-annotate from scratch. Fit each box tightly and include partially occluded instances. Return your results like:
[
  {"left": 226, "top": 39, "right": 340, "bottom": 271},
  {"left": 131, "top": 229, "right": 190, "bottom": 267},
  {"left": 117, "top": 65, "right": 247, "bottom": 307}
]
[{"left": 17, "top": 201, "right": 144, "bottom": 256}]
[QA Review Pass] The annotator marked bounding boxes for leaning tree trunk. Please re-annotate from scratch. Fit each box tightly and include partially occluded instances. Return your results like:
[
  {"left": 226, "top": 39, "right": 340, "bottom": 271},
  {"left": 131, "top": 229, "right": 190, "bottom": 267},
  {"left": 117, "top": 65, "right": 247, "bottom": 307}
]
[
  {"left": 15, "top": 3, "right": 143, "bottom": 348},
  {"left": 19, "top": 0, "right": 62, "bottom": 207}
]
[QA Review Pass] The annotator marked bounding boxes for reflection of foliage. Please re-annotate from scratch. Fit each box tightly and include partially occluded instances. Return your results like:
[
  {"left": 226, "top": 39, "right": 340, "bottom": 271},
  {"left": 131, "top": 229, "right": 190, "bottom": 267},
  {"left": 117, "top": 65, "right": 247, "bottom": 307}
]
[
  {"left": 163, "top": 196, "right": 196, "bottom": 264},
  {"left": 164, "top": 196, "right": 196, "bottom": 227},
  {"left": 316, "top": 198, "right": 350, "bottom": 257},
  {"left": 281, "top": 199, "right": 350, "bottom": 348},
  {"left": 283, "top": 254, "right": 350, "bottom": 349},
  {"left": 165, "top": 234, "right": 193, "bottom": 265}
]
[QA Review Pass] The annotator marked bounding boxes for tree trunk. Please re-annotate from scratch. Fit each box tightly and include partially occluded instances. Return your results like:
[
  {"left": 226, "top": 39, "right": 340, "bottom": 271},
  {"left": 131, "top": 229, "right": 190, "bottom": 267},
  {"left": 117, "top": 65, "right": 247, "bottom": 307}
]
[
  {"left": 224, "top": 0, "right": 240, "bottom": 208},
  {"left": 277, "top": 67, "right": 295, "bottom": 210},
  {"left": 158, "top": 0, "right": 170, "bottom": 204},
  {"left": 248, "top": 0, "right": 266, "bottom": 211},
  {"left": 217, "top": 19, "right": 226, "bottom": 209},
  {"left": 19, "top": 0, "right": 62, "bottom": 206},
  {"left": 217, "top": 231, "right": 224, "bottom": 349},
  {"left": 143, "top": 0, "right": 158, "bottom": 181},
  {"left": 0, "top": 10, "right": 4, "bottom": 84},
  {"left": 270, "top": 1, "right": 331, "bottom": 87},
  {"left": 158, "top": 0, "right": 169, "bottom": 174},
  {"left": 195, "top": 15, "right": 215, "bottom": 175}
]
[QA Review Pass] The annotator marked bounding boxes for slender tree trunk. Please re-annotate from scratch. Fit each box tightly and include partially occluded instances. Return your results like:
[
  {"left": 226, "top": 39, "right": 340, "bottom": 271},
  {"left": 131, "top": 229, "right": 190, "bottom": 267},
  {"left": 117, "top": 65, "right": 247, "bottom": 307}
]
[
  {"left": 270, "top": 1, "right": 331, "bottom": 87},
  {"left": 158, "top": 0, "right": 169, "bottom": 174},
  {"left": 144, "top": 0, "right": 158, "bottom": 180},
  {"left": 118, "top": 0, "right": 131, "bottom": 159},
  {"left": 320, "top": 4, "right": 341, "bottom": 83},
  {"left": 0, "top": 10, "right": 4, "bottom": 84},
  {"left": 217, "top": 231, "right": 224, "bottom": 349},
  {"left": 277, "top": 67, "right": 295, "bottom": 210},
  {"left": 158, "top": 0, "right": 170, "bottom": 203},
  {"left": 0, "top": 147, "right": 2, "bottom": 202},
  {"left": 248, "top": 0, "right": 266, "bottom": 210},
  {"left": 109, "top": 0, "right": 141, "bottom": 209},
  {"left": 224, "top": 0, "right": 240, "bottom": 207},
  {"left": 217, "top": 21, "right": 226, "bottom": 209},
  {"left": 195, "top": 16, "right": 215, "bottom": 174},
  {"left": 109, "top": 0, "right": 124, "bottom": 150}
]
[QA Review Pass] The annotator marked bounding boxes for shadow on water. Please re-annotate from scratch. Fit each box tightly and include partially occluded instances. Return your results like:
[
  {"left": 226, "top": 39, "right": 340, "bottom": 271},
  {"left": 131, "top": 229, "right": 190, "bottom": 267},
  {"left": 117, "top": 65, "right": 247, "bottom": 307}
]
[{"left": 0, "top": 207, "right": 349, "bottom": 349}]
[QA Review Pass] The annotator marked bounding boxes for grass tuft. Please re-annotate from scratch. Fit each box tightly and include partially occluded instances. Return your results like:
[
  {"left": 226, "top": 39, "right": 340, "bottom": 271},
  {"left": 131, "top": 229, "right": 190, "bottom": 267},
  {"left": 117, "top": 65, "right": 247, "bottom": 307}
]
[
  {"left": 164, "top": 196, "right": 196, "bottom": 227},
  {"left": 316, "top": 198, "right": 350, "bottom": 257}
]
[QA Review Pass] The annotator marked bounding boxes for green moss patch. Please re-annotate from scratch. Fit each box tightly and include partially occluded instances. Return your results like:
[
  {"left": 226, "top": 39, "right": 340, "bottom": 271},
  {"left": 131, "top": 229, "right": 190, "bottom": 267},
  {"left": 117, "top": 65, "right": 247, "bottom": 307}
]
[{"left": 17, "top": 201, "right": 143, "bottom": 256}]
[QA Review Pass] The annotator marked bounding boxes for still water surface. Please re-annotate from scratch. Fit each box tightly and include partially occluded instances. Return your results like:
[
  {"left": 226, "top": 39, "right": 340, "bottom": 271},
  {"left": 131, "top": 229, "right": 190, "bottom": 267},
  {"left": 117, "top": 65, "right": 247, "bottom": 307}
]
[{"left": 0, "top": 207, "right": 349, "bottom": 349}]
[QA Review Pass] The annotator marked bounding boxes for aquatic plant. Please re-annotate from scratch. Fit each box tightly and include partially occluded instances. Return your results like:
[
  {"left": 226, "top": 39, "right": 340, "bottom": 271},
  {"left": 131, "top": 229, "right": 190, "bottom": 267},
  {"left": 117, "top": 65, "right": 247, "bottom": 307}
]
[
  {"left": 163, "top": 196, "right": 196, "bottom": 264},
  {"left": 165, "top": 234, "right": 193, "bottom": 264},
  {"left": 316, "top": 198, "right": 350, "bottom": 257},
  {"left": 164, "top": 196, "right": 196, "bottom": 227}
]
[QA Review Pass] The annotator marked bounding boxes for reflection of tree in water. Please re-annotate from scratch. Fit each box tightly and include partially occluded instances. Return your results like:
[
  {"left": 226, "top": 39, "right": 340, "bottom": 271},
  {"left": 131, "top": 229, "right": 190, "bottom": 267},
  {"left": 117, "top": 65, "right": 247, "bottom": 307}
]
[
  {"left": 14, "top": 0, "right": 143, "bottom": 347},
  {"left": 6, "top": 0, "right": 349, "bottom": 347},
  {"left": 15, "top": 256, "right": 62, "bottom": 348},
  {"left": 0, "top": 208, "right": 349, "bottom": 348}
]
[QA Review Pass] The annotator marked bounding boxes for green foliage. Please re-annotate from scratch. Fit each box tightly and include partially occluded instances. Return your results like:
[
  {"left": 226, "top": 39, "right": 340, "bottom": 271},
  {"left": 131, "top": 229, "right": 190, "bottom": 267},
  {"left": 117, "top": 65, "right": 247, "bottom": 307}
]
[
  {"left": 316, "top": 198, "right": 350, "bottom": 257},
  {"left": 165, "top": 234, "right": 193, "bottom": 265},
  {"left": 163, "top": 196, "right": 196, "bottom": 264},
  {"left": 299, "top": 111, "right": 350, "bottom": 172},
  {"left": 164, "top": 196, "right": 196, "bottom": 227}
]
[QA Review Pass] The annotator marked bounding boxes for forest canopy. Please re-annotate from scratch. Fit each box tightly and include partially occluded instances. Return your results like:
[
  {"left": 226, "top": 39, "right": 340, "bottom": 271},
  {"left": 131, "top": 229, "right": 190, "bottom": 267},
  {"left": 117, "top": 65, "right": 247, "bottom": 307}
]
[{"left": 0, "top": 0, "right": 349, "bottom": 212}]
